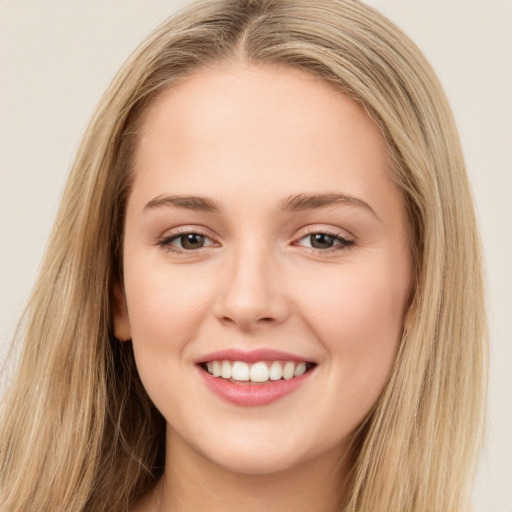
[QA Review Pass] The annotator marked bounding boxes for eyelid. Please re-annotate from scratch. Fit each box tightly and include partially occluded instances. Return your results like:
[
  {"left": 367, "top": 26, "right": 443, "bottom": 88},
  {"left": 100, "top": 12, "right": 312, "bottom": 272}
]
[
  {"left": 296, "top": 225, "right": 355, "bottom": 243},
  {"left": 156, "top": 226, "right": 220, "bottom": 254},
  {"left": 292, "top": 226, "right": 355, "bottom": 255}
]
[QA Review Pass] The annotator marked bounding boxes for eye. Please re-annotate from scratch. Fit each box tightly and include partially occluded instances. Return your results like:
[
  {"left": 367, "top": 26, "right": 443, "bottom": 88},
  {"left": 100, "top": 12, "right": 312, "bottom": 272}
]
[
  {"left": 158, "top": 231, "right": 216, "bottom": 253},
  {"left": 175, "top": 233, "right": 207, "bottom": 250},
  {"left": 295, "top": 231, "right": 354, "bottom": 252}
]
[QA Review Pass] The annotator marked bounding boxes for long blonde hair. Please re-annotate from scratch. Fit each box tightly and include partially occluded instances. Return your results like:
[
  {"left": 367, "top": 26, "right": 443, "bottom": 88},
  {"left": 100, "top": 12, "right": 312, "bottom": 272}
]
[{"left": 0, "top": 1, "right": 487, "bottom": 510}]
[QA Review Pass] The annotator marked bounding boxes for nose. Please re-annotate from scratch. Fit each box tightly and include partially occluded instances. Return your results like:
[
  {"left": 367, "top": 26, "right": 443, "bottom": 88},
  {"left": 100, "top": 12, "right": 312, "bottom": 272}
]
[{"left": 213, "top": 244, "right": 290, "bottom": 332}]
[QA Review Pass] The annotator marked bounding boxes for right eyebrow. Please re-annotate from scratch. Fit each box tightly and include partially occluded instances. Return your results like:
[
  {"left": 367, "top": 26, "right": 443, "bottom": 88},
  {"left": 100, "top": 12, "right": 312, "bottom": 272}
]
[{"left": 143, "top": 195, "right": 221, "bottom": 213}]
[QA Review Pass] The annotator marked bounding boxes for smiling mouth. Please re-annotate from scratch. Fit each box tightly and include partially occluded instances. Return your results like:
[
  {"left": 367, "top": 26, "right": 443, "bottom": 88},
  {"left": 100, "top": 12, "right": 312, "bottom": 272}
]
[{"left": 199, "top": 360, "right": 316, "bottom": 384}]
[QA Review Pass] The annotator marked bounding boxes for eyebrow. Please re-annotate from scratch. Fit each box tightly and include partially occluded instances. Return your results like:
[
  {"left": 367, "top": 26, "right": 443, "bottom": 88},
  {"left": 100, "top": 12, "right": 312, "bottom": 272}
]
[
  {"left": 143, "top": 192, "right": 379, "bottom": 219},
  {"left": 144, "top": 195, "right": 221, "bottom": 213},
  {"left": 277, "top": 193, "right": 379, "bottom": 219}
]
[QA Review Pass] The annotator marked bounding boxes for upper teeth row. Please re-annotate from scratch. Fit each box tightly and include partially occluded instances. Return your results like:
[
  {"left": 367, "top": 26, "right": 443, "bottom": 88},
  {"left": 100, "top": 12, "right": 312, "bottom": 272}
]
[{"left": 206, "top": 360, "right": 307, "bottom": 382}]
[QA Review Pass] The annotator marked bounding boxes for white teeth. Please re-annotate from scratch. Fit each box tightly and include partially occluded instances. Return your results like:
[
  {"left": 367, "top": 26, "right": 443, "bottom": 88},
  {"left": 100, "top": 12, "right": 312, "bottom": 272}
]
[
  {"left": 204, "top": 359, "right": 311, "bottom": 382},
  {"left": 282, "top": 361, "right": 295, "bottom": 380},
  {"left": 250, "top": 362, "right": 269, "bottom": 382},
  {"left": 294, "top": 362, "right": 306, "bottom": 377},
  {"left": 269, "top": 361, "right": 283, "bottom": 381},
  {"left": 212, "top": 361, "right": 222, "bottom": 377},
  {"left": 231, "top": 361, "right": 250, "bottom": 381},
  {"left": 221, "top": 360, "right": 232, "bottom": 379}
]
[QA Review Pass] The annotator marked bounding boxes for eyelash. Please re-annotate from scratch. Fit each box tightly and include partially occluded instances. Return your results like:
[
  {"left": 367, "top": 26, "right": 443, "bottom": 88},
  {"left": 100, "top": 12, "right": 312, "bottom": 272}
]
[
  {"left": 157, "top": 230, "right": 216, "bottom": 256},
  {"left": 156, "top": 228, "right": 354, "bottom": 256},
  {"left": 298, "top": 228, "right": 354, "bottom": 255}
]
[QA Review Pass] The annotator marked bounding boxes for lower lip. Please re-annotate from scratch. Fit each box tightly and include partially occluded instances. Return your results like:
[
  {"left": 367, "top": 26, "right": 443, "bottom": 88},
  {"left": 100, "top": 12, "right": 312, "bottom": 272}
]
[{"left": 198, "top": 367, "right": 313, "bottom": 407}]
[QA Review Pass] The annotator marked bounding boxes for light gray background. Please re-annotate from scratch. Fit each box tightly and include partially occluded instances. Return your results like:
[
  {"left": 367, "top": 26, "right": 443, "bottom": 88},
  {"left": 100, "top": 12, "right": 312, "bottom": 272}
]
[{"left": 0, "top": 1, "right": 510, "bottom": 510}]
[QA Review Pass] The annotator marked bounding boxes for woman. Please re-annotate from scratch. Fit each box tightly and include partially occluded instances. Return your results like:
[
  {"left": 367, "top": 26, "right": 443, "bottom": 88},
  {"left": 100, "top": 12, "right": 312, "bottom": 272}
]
[{"left": 0, "top": 1, "right": 487, "bottom": 511}]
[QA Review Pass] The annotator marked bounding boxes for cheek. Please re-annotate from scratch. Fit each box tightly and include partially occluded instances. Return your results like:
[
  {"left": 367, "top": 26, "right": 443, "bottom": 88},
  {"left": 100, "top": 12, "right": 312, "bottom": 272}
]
[
  {"left": 302, "top": 265, "right": 407, "bottom": 341},
  {"left": 297, "top": 259, "right": 409, "bottom": 402},
  {"left": 123, "top": 261, "right": 215, "bottom": 355},
  {"left": 122, "top": 261, "right": 220, "bottom": 420}
]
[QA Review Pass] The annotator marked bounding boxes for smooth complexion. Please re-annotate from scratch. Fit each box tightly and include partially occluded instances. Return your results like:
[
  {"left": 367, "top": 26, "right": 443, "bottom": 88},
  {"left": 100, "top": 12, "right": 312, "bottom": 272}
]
[{"left": 114, "top": 63, "right": 413, "bottom": 512}]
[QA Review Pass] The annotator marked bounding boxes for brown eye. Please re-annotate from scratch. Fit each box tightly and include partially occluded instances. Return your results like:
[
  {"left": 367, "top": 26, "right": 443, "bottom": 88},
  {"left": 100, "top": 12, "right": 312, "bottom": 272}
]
[
  {"left": 159, "top": 231, "right": 216, "bottom": 253},
  {"left": 295, "top": 231, "right": 354, "bottom": 253},
  {"left": 309, "top": 233, "right": 336, "bottom": 249},
  {"left": 179, "top": 233, "right": 205, "bottom": 250}
]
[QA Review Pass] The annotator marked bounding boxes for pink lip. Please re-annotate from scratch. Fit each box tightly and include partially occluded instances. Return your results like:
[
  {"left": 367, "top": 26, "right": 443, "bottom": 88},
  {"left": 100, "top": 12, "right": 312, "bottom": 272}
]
[
  {"left": 198, "top": 367, "right": 314, "bottom": 407},
  {"left": 194, "top": 348, "right": 314, "bottom": 364},
  {"left": 195, "top": 348, "right": 316, "bottom": 407}
]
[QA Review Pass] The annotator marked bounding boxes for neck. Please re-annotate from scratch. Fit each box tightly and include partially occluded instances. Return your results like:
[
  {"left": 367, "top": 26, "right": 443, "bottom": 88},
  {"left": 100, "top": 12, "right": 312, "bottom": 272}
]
[{"left": 138, "top": 428, "right": 350, "bottom": 512}]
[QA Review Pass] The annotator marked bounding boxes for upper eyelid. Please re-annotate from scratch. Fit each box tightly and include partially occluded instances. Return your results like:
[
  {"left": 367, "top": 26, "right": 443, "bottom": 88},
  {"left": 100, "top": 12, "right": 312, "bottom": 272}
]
[
  {"left": 158, "top": 226, "right": 352, "bottom": 239},
  {"left": 297, "top": 232, "right": 351, "bottom": 243},
  {"left": 159, "top": 226, "right": 217, "bottom": 239},
  {"left": 299, "top": 225, "right": 355, "bottom": 241},
  {"left": 157, "top": 225, "right": 354, "bottom": 240}
]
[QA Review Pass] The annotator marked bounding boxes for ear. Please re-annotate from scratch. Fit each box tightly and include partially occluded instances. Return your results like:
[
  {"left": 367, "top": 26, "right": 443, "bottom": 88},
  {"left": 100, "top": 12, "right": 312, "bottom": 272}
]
[{"left": 112, "top": 282, "right": 132, "bottom": 341}]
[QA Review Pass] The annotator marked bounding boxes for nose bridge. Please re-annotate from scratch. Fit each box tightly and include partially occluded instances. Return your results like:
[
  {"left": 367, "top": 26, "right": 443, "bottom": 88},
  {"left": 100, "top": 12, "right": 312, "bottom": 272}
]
[{"left": 214, "top": 236, "right": 288, "bottom": 330}]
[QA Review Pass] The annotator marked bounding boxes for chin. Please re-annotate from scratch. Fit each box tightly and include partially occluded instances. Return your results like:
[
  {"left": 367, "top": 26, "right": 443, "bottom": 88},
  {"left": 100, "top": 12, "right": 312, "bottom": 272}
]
[
  {"left": 186, "top": 425, "right": 323, "bottom": 476},
  {"left": 205, "top": 445, "right": 306, "bottom": 476}
]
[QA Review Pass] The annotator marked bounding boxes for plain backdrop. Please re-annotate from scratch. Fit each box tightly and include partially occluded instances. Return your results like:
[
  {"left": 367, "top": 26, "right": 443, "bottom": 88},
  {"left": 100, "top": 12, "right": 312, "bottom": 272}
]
[{"left": 0, "top": 1, "right": 511, "bottom": 510}]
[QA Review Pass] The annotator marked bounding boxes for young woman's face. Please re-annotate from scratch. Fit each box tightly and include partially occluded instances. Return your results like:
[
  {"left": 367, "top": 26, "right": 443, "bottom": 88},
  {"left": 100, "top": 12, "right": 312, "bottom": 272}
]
[{"left": 115, "top": 63, "right": 412, "bottom": 475}]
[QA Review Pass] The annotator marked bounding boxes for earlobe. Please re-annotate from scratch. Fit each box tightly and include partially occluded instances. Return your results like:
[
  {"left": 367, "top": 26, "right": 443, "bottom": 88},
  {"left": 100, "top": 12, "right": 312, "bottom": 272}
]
[{"left": 112, "top": 282, "right": 132, "bottom": 341}]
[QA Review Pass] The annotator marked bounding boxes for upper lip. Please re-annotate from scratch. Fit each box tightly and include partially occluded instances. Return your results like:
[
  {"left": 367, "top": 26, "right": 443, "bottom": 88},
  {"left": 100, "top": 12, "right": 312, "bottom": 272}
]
[{"left": 194, "top": 348, "right": 316, "bottom": 365}]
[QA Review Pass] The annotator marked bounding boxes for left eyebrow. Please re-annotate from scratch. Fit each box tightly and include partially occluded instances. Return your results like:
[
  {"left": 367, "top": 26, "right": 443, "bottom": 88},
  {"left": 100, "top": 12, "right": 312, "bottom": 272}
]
[
  {"left": 278, "top": 193, "right": 380, "bottom": 220},
  {"left": 143, "top": 195, "right": 221, "bottom": 213}
]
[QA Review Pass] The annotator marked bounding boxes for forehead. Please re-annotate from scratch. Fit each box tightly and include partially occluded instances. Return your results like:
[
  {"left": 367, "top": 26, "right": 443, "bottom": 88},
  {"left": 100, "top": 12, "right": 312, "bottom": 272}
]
[{"left": 130, "top": 62, "right": 397, "bottom": 217}]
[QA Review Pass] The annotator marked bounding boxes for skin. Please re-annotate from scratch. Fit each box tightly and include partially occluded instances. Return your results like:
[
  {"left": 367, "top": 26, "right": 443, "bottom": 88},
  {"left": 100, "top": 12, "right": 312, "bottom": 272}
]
[{"left": 114, "top": 62, "right": 413, "bottom": 512}]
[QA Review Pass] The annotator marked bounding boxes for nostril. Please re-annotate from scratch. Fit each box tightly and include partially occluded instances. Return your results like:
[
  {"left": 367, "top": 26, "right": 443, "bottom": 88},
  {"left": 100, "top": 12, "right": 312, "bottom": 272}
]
[{"left": 220, "top": 315, "right": 275, "bottom": 328}]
